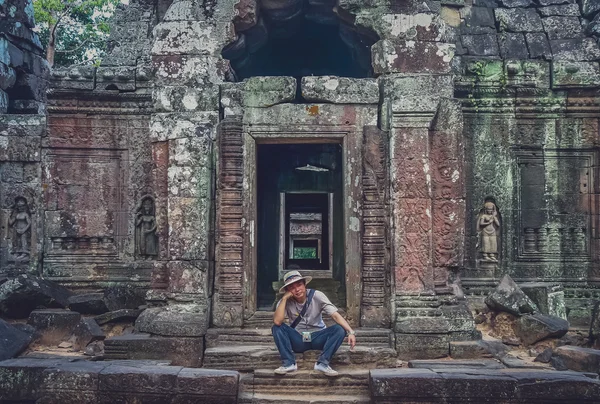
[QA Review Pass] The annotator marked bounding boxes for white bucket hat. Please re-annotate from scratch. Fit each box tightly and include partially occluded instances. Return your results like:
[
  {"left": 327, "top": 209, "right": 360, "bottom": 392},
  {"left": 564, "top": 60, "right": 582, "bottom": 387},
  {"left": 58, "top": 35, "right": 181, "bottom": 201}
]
[{"left": 279, "top": 270, "right": 312, "bottom": 294}]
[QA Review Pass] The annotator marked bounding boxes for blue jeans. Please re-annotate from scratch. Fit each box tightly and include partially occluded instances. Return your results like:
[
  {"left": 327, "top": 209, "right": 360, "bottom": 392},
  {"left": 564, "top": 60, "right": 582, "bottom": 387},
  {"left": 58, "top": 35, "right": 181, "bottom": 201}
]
[{"left": 271, "top": 323, "right": 346, "bottom": 367}]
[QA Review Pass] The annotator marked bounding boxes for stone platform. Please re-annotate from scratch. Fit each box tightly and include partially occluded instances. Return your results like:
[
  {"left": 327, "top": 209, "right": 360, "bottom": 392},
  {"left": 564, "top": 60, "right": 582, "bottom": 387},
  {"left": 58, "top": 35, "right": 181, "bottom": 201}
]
[{"left": 2, "top": 357, "right": 600, "bottom": 403}]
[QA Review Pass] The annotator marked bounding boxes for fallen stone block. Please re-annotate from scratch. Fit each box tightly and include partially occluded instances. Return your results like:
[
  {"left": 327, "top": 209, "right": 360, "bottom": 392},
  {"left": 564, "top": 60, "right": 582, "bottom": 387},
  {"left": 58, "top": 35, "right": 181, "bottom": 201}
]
[
  {"left": 104, "top": 334, "right": 203, "bottom": 367},
  {"left": 73, "top": 318, "right": 105, "bottom": 351},
  {"left": 485, "top": 275, "right": 538, "bottom": 316},
  {"left": 94, "top": 309, "right": 143, "bottom": 325},
  {"left": 135, "top": 306, "right": 209, "bottom": 337},
  {"left": 27, "top": 309, "right": 81, "bottom": 346},
  {"left": 450, "top": 340, "right": 508, "bottom": 359},
  {"left": 0, "top": 318, "right": 32, "bottom": 360},
  {"left": 103, "top": 286, "right": 145, "bottom": 311},
  {"left": 520, "top": 282, "right": 567, "bottom": 319},
  {"left": 513, "top": 313, "right": 569, "bottom": 346},
  {"left": 0, "top": 275, "right": 73, "bottom": 318},
  {"left": 553, "top": 345, "right": 600, "bottom": 373},
  {"left": 68, "top": 293, "right": 109, "bottom": 315}
]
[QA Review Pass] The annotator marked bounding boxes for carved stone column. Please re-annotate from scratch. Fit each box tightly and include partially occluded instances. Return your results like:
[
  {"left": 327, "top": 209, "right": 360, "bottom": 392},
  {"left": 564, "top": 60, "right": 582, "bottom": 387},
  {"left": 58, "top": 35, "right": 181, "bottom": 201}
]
[{"left": 361, "top": 126, "right": 391, "bottom": 328}]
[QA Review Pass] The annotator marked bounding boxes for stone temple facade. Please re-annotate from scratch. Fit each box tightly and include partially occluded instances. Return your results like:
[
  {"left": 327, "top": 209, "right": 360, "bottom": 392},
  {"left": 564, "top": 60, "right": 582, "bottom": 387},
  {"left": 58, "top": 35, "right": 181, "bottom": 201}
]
[{"left": 2, "top": 0, "right": 600, "bottom": 360}]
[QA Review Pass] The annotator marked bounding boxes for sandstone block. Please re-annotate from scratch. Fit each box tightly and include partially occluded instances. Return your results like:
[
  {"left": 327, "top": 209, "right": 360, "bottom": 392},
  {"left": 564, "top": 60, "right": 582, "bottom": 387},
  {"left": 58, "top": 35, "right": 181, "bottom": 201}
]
[
  {"left": 68, "top": 293, "right": 108, "bottom": 315},
  {"left": 27, "top": 309, "right": 81, "bottom": 346},
  {"left": 154, "top": 85, "right": 219, "bottom": 112},
  {"left": 103, "top": 286, "right": 145, "bottom": 311},
  {"left": 0, "top": 318, "right": 32, "bottom": 360},
  {"left": 461, "top": 7, "right": 495, "bottom": 31},
  {"left": 220, "top": 82, "right": 243, "bottom": 117},
  {"left": 152, "top": 21, "right": 232, "bottom": 56},
  {"left": 552, "top": 61, "right": 600, "bottom": 88},
  {"left": 0, "top": 62, "right": 16, "bottom": 90},
  {"left": 498, "top": 32, "right": 529, "bottom": 59},
  {"left": 242, "top": 76, "right": 296, "bottom": 107},
  {"left": 94, "top": 309, "right": 143, "bottom": 325},
  {"left": 176, "top": 368, "right": 239, "bottom": 397},
  {"left": 514, "top": 313, "right": 569, "bottom": 346},
  {"left": 381, "top": 75, "right": 454, "bottom": 120},
  {"left": 104, "top": 334, "right": 204, "bottom": 367},
  {"left": 494, "top": 8, "right": 543, "bottom": 32},
  {"left": 49, "top": 66, "right": 95, "bottom": 90},
  {"left": 98, "top": 363, "right": 182, "bottom": 394},
  {"left": 72, "top": 318, "right": 105, "bottom": 351},
  {"left": 150, "top": 112, "right": 218, "bottom": 142},
  {"left": 539, "top": 4, "right": 580, "bottom": 16},
  {"left": 485, "top": 275, "right": 539, "bottom": 316},
  {"left": 499, "top": 0, "right": 532, "bottom": 6},
  {"left": 95, "top": 66, "right": 136, "bottom": 91},
  {"left": 0, "top": 275, "right": 72, "bottom": 319},
  {"left": 9, "top": 99, "right": 45, "bottom": 114},
  {"left": 553, "top": 345, "right": 600, "bottom": 373},
  {"left": 520, "top": 282, "right": 567, "bottom": 319},
  {"left": 461, "top": 34, "right": 500, "bottom": 56},
  {"left": 550, "top": 38, "right": 600, "bottom": 61},
  {"left": 153, "top": 55, "right": 228, "bottom": 86},
  {"left": 135, "top": 306, "right": 209, "bottom": 337},
  {"left": 543, "top": 16, "right": 584, "bottom": 40},
  {"left": 526, "top": 33, "right": 552, "bottom": 59},
  {"left": 450, "top": 340, "right": 508, "bottom": 359},
  {"left": 301, "top": 76, "right": 378, "bottom": 104},
  {"left": 372, "top": 39, "right": 455, "bottom": 75}
]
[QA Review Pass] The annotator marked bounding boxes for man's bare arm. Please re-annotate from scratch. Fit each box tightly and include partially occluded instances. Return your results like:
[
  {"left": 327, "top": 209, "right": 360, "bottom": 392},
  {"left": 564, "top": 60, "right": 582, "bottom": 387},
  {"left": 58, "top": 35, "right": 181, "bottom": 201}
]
[
  {"left": 273, "top": 291, "right": 293, "bottom": 326},
  {"left": 330, "top": 312, "right": 356, "bottom": 349}
]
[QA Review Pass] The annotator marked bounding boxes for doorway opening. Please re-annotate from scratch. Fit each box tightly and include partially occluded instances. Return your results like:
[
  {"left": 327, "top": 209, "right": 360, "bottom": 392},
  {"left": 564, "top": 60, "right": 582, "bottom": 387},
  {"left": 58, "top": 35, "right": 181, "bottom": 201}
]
[{"left": 256, "top": 143, "right": 344, "bottom": 310}]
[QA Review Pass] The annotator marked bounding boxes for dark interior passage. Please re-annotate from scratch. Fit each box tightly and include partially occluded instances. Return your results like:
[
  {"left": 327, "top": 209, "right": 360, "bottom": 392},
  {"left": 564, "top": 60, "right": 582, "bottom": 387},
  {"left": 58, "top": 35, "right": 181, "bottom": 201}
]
[{"left": 256, "top": 143, "right": 344, "bottom": 309}]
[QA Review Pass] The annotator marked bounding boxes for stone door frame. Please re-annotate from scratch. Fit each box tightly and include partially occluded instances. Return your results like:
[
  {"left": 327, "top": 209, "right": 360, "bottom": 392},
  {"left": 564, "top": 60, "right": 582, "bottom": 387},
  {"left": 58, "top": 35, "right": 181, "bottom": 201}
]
[
  {"left": 212, "top": 114, "right": 365, "bottom": 328},
  {"left": 243, "top": 126, "right": 363, "bottom": 326}
]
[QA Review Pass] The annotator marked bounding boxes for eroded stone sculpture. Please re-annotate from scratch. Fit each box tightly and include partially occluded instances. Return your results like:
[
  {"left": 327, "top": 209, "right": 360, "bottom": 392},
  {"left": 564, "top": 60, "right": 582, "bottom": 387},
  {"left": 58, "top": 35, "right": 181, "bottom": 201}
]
[
  {"left": 477, "top": 201, "right": 500, "bottom": 263},
  {"left": 135, "top": 195, "right": 158, "bottom": 258},
  {"left": 8, "top": 197, "right": 32, "bottom": 261}
]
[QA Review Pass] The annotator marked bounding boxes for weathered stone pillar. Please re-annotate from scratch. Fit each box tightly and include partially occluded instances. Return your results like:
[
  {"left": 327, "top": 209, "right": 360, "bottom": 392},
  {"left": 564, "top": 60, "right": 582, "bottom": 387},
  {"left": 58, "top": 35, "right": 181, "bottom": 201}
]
[
  {"left": 141, "top": 0, "right": 236, "bottom": 335},
  {"left": 361, "top": 126, "right": 391, "bottom": 328},
  {"left": 0, "top": 0, "right": 48, "bottom": 277}
]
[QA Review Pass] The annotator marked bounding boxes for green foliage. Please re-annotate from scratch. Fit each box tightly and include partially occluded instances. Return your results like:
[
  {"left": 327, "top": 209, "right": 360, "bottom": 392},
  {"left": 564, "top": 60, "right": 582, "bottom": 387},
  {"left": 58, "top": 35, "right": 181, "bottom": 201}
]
[
  {"left": 293, "top": 247, "right": 317, "bottom": 259},
  {"left": 33, "top": 0, "right": 118, "bottom": 66}
]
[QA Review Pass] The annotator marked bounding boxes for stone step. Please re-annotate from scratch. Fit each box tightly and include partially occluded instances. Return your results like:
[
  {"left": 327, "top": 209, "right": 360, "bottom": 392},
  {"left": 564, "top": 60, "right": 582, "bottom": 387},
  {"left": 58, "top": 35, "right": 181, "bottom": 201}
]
[
  {"left": 245, "top": 369, "right": 370, "bottom": 395},
  {"left": 240, "top": 392, "right": 371, "bottom": 404},
  {"left": 206, "top": 327, "right": 394, "bottom": 349},
  {"left": 203, "top": 345, "right": 397, "bottom": 371}
]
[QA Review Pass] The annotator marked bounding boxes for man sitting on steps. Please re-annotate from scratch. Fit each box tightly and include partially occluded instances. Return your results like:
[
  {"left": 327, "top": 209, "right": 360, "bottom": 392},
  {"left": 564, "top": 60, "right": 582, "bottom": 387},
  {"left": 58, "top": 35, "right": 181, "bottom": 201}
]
[{"left": 272, "top": 270, "right": 357, "bottom": 377}]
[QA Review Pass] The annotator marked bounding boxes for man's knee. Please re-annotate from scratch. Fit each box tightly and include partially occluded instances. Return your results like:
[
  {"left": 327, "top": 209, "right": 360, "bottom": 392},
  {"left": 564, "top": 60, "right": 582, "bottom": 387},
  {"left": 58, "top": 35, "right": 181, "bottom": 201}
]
[
  {"left": 332, "top": 324, "right": 345, "bottom": 338},
  {"left": 272, "top": 323, "right": 289, "bottom": 336}
]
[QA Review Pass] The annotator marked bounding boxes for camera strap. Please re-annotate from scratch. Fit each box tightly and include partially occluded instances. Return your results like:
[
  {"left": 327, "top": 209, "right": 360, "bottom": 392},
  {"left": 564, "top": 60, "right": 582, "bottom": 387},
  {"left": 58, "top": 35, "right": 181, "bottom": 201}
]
[{"left": 290, "top": 289, "right": 315, "bottom": 329}]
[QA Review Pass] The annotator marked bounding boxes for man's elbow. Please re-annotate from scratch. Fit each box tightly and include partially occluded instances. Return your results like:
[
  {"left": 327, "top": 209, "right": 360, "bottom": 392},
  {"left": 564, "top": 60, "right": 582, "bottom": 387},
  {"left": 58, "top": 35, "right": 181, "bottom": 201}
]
[{"left": 273, "top": 318, "right": 283, "bottom": 326}]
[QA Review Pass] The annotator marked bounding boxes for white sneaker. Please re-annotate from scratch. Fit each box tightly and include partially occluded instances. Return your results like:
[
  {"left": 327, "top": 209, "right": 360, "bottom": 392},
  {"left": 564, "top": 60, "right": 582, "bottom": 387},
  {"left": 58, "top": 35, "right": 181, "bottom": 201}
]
[
  {"left": 313, "top": 362, "right": 339, "bottom": 377},
  {"left": 274, "top": 363, "right": 297, "bottom": 375}
]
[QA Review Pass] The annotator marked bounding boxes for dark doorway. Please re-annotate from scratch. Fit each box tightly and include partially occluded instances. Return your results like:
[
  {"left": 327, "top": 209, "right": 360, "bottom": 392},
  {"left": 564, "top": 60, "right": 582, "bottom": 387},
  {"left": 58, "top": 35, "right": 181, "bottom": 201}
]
[{"left": 256, "top": 143, "right": 344, "bottom": 309}]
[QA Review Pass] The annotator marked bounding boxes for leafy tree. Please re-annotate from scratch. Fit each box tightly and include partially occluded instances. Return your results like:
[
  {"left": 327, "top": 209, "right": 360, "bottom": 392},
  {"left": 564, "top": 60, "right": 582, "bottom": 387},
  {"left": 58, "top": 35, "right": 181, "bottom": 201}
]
[{"left": 33, "top": 0, "right": 118, "bottom": 67}]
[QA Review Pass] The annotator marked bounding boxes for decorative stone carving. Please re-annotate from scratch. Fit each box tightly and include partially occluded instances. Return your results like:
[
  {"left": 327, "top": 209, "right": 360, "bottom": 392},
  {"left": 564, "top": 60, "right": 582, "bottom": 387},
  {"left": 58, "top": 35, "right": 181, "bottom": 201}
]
[
  {"left": 213, "top": 117, "right": 245, "bottom": 327},
  {"left": 361, "top": 126, "right": 390, "bottom": 327},
  {"left": 135, "top": 195, "right": 158, "bottom": 258},
  {"left": 477, "top": 201, "right": 500, "bottom": 263},
  {"left": 8, "top": 197, "right": 32, "bottom": 261}
]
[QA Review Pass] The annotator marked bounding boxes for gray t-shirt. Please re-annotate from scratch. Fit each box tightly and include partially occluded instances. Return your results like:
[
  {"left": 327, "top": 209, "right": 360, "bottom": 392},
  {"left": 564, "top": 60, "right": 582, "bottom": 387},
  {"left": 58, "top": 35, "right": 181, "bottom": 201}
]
[{"left": 278, "top": 289, "right": 338, "bottom": 332}]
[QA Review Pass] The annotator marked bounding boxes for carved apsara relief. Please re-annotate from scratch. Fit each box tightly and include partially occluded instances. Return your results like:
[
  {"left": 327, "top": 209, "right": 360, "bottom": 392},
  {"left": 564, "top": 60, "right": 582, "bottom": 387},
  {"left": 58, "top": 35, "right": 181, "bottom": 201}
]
[
  {"left": 8, "top": 196, "right": 32, "bottom": 261},
  {"left": 135, "top": 195, "right": 158, "bottom": 258}
]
